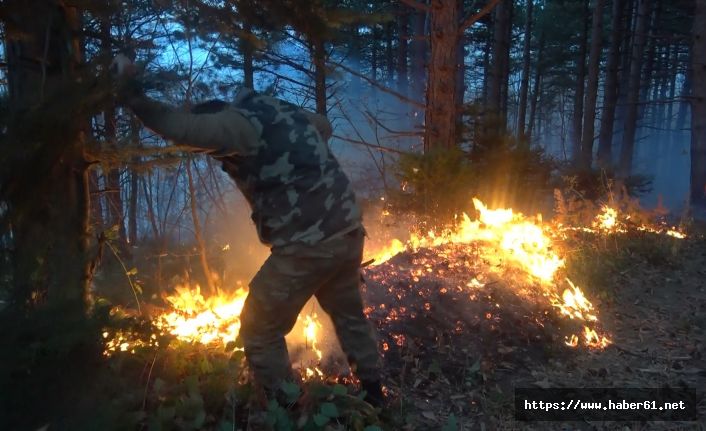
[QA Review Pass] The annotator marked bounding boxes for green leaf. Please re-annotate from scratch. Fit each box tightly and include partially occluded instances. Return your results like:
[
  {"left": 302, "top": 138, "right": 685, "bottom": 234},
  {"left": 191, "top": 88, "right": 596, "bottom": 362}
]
[
  {"left": 280, "top": 381, "right": 301, "bottom": 404},
  {"left": 428, "top": 360, "right": 442, "bottom": 375},
  {"left": 332, "top": 384, "right": 347, "bottom": 396},
  {"left": 469, "top": 358, "right": 481, "bottom": 374},
  {"left": 364, "top": 426, "right": 383, "bottom": 431},
  {"left": 153, "top": 378, "right": 165, "bottom": 395},
  {"left": 157, "top": 404, "right": 175, "bottom": 421},
  {"left": 320, "top": 402, "right": 339, "bottom": 418},
  {"left": 199, "top": 357, "right": 214, "bottom": 374},
  {"left": 313, "top": 413, "right": 330, "bottom": 427},
  {"left": 193, "top": 409, "right": 206, "bottom": 428},
  {"left": 442, "top": 414, "right": 458, "bottom": 431},
  {"left": 185, "top": 375, "right": 200, "bottom": 398}
]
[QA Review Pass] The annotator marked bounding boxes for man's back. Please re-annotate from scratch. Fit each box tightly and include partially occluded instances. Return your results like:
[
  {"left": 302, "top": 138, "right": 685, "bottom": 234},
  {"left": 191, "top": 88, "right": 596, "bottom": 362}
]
[{"left": 218, "top": 90, "right": 361, "bottom": 247}]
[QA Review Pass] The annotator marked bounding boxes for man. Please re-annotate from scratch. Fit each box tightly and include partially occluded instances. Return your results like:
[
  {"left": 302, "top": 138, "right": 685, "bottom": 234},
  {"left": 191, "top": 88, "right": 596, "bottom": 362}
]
[{"left": 111, "top": 55, "right": 383, "bottom": 406}]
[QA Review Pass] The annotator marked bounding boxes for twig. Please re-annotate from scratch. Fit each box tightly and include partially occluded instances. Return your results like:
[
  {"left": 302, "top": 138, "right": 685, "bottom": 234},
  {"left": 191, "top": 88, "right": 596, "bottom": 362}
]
[
  {"left": 142, "top": 352, "right": 158, "bottom": 410},
  {"left": 105, "top": 239, "right": 142, "bottom": 314}
]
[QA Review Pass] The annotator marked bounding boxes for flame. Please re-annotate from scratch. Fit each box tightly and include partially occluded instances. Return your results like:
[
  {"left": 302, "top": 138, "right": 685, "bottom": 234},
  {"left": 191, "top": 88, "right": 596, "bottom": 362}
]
[
  {"left": 108, "top": 198, "right": 683, "bottom": 358},
  {"left": 106, "top": 282, "right": 326, "bottom": 370},
  {"left": 365, "top": 198, "right": 613, "bottom": 349},
  {"left": 155, "top": 284, "right": 247, "bottom": 346}
]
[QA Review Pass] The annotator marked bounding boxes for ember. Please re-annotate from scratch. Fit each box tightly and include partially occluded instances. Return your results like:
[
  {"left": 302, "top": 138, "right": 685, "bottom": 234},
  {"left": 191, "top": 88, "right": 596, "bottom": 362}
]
[{"left": 106, "top": 198, "right": 688, "bottom": 372}]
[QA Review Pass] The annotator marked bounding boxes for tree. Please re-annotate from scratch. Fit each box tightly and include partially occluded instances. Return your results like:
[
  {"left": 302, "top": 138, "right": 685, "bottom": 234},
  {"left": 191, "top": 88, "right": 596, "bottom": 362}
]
[
  {"left": 691, "top": 0, "right": 706, "bottom": 207},
  {"left": 517, "top": 0, "right": 534, "bottom": 141},
  {"left": 597, "top": 0, "right": 627, "bottom": 168},
  {"left": 579, "top": 0, "right": 605, "bottom": 170},
  {"left": 571, "top": 0, "right": 589, "bottom": 164},
  {"left": 618, "top": 0, "right": 651, "bottom": 177},
  {"left": 2, "top": 0, "right": 96, "bottom": 312},
  {"left": 403, "top": 0, "right": 501, "bottom": 151}
]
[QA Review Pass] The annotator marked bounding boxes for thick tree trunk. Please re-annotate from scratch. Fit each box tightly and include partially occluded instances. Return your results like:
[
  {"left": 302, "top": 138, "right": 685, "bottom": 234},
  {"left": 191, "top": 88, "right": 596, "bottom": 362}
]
[
  {"left": 424, "top": 0, "right": 460, "bottom": 150},
  {"left": 5, "top": 1, "right": 92, "bottom": 311},
  {"left": 597, "top": 0, "right": 626, "bottom": 168},
  {"left": 618, "top": 0, "right": 651, "bottom": 177},
  {"left": 517, "top": 0, "right": 533, "bottom": 141},
  {"left": 691, "top": 0, "right": 706, "bottom": 207},
  {"left": 572, "top": 0, "right": 589, "bottom": 164},
  {"left": 580, "top": 0, "right": 606, "bottom": 170}
]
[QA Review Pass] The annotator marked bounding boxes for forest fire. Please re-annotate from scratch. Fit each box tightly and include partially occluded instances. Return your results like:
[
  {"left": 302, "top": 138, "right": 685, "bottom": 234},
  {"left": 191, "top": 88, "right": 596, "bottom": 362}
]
[
  {"left": 364, "top": 198, "right": 612, "bottom": 350},
  {"left": 106, "top": 199, "right": 689, "bottom": 362}
]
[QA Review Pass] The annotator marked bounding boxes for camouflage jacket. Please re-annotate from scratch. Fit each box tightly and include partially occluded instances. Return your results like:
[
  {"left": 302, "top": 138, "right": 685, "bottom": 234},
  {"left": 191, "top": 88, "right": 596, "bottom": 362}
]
[{"left": 128, "top": 88, "right": 361, "bottom": 247}]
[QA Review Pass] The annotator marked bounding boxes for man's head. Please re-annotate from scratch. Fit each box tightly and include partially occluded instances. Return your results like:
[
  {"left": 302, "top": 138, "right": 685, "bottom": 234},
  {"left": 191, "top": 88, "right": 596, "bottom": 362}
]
[{"left": 191, "top": 99, "right": 230, "bottom": 114}]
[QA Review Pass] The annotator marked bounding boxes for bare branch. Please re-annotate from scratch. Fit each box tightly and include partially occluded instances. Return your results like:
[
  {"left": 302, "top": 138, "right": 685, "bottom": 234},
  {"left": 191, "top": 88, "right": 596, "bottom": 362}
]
[
  {"left": 329, "top": 61, "right": 425, "bottom": 109},
  {"left": 332, "top": 134, "right": 409, "bottom": 155},
  {"left": 460, "top": 0, "right": 502, "bottom": 32}
]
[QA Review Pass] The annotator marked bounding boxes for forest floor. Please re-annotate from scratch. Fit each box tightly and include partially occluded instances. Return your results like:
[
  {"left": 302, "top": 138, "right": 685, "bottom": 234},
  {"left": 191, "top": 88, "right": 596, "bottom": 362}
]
[
  {"left": 6, "top": 223, "right": 703, "bottom": 431},
  {"left": 361, "top": 231, "right": 706, "bottom": 430}
]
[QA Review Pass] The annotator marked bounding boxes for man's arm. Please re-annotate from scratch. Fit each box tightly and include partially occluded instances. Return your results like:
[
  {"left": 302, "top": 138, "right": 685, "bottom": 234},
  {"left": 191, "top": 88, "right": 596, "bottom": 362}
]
[{"left": 128, "top": 95, "right": 259, "bottom": 156}]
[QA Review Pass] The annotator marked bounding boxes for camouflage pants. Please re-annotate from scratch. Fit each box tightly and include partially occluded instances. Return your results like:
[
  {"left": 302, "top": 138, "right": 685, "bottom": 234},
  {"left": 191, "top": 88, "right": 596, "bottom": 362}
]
[{"left": 239, "top": 227, "right": 381, "bottom": 393}]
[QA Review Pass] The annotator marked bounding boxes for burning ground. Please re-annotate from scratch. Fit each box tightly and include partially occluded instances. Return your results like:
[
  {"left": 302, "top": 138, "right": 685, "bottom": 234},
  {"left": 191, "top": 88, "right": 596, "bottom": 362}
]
[{"left": 101, "top": 200, "right": 705, "bottom": 430}]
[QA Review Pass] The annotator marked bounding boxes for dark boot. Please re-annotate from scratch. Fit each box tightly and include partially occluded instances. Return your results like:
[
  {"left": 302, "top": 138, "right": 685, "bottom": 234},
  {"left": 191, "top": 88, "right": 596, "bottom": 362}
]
[{"left": 360, "top": 379, "right": 385, "bottom": 408}]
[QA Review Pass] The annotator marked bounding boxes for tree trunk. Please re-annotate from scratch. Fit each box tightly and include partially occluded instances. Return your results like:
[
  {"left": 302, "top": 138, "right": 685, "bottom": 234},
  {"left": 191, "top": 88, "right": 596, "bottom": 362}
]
[
  {"left": 128, "top": 116, "right": 141, "bottom": 245},
  {"left": 691, "top": 0, "right": 706, "bottom": 207},
  {"left": 572, "top": 0, "right": 589, "bottom": 164},
  {"left": 5, "top": 0, "right": 92, "bottom": 311},
  {"left": 311, "top": 37, "right": 327, "bottom": 115},
  {"left": 614, "top": 0, "right": 636, "bottom": 147},
  {"left": 424, "top": 0, "right": 461, "bottom": 150},
  {"left": 619, "top": 0, "right": 651, "bottom": 177},
  {"left": 397, "top": 4, "right": 410, "bottom": 97},
  {"left": 666, "top": 45, "right": 678, "bottom": 142},
  {"left": 517, "top": 0, "right": 533, "bottom": 141},
  {"left": 580, "top": 0, "right": 606, "bottom": 170},
  {"left": 527, "top": 32, "right": 545, "bottom": 141},
  {"left": 487, "top": 0, "right": 511, "bottom": 120},
  {"left": 410, "top": 5, "right": 427, "bottom": 129},
  {"left": 597, "top": 0, "right": 627, "bottom": 168},
  {"left": 637, "top": 0, "right": 660, "bottom": 122},
  {"left": 242, "top": 22, "right": 254, "bottom": 88},
  {"left": 656, "top": 44, "right": 671, "bottom": 134},
  {"left": 676, "top": 49, "right": 691, "bottom": 139},
  {"left": 385, "top": 20, "right": 395, "bottom": 85}
]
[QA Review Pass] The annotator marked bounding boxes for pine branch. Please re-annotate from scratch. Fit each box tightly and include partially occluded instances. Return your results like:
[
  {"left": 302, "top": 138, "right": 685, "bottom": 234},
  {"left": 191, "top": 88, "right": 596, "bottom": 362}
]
[{"left": 460, "top": 0, "right": 502, "bottom": 32}]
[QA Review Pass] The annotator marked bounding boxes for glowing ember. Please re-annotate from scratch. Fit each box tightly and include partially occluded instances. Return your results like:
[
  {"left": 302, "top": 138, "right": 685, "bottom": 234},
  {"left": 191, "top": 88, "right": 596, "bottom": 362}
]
[{"left": 365, "top": 198, "right": 613, "bottom": 349}]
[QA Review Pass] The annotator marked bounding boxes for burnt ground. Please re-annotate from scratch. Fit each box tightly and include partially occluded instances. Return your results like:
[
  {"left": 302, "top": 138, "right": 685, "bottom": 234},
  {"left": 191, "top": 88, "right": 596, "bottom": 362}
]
[{"left": 359, "top": 234, "right": 706, "bottom": 430}]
